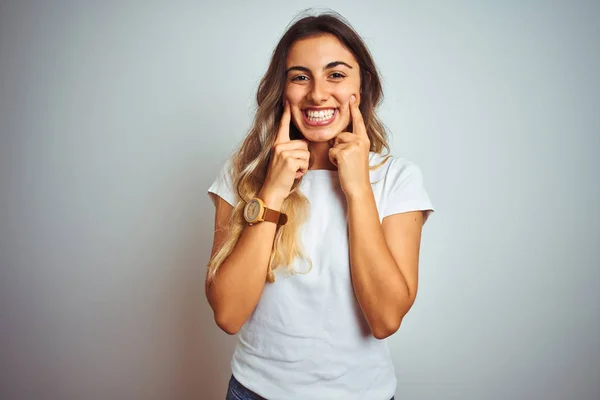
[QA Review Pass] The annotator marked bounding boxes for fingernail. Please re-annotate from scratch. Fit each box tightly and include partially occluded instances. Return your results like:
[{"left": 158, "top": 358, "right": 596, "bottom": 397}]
[{"left": 351, "top": 95, "right": 356, "bottom": 103}]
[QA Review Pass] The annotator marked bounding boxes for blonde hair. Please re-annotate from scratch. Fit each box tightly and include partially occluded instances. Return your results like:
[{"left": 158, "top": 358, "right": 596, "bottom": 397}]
[{"left": 207, "top": 11, "right": 391, "bottom": 284}]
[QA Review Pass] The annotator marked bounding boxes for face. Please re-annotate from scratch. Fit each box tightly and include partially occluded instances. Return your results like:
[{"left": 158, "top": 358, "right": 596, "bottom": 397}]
[{"left": 284, "top": 34, "right": 361, "bottom": 142}]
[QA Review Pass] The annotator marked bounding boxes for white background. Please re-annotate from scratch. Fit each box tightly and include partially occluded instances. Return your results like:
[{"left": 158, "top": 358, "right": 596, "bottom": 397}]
[{"left": 1, "top": 1, "right": 598, "bottom": 399}]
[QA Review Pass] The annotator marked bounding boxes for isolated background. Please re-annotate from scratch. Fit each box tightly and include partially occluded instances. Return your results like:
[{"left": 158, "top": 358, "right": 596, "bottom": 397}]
[{"left": 1, "top": 1, "right": 599, "bottom": 399}]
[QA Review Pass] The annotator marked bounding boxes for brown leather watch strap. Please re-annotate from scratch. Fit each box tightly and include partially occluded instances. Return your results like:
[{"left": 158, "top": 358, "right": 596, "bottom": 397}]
[{"left": 263, "top": 208, "right": 288, "bottom": 226}]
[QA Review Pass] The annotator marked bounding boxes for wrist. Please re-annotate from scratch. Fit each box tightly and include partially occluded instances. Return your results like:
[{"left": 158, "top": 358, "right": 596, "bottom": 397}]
[
  {"left": 257, "top": 189, "right": 285, "bottom": 211},
  {"left": 345, "top": 185, "right": 374, "bottom": 203}
]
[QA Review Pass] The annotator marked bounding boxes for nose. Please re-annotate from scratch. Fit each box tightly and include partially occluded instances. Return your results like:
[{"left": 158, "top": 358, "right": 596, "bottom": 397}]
[{"left": 307, "top": 78, "right": 329, "bottom": 104}]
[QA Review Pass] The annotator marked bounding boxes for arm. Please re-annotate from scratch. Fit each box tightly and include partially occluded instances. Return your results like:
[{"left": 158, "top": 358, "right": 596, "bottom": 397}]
[
  {"left": 328, "top": 95, "right": 425, "bottom": 339},
  {"left": 346, "top": 188, "right": 424, "bottom": 339},
  {"left": 205, "top": 192, "right": 283, "bottom": 335},
  {"left": 205, "top": 101, "right": 309, "bottom": 335}
]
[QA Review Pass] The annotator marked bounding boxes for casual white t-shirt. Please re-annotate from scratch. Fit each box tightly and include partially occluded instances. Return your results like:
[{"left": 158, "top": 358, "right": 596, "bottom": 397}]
[{"left": 208, "top": 152, "right": 434, "bottom": 400}]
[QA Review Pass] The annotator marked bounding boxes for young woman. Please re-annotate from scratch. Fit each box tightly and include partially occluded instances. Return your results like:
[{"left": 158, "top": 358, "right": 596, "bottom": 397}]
[{"left": 206, "top": 11, "right": 434, "bottom": 400}]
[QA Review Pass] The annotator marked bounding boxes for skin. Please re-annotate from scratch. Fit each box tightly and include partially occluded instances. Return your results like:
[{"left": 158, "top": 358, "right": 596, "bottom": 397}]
[
  {"left": 284, "top": 33, "right": 362, "bottom": 172},
  {"left": 207, "top": 34, "right": 426, "bottom": 339}
]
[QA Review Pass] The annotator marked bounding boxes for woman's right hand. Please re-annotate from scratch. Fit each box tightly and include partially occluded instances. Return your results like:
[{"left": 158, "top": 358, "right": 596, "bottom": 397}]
[{"left": 260, "top": 101, "right": 310, "bottom": 208}]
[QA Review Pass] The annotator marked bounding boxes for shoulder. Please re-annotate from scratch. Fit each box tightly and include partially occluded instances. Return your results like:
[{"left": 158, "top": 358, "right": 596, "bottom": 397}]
[
  {"left": 214, "top": 155, "right": 239, "bottom": 186},
  {"left": 368, "top": 152, "right": 424, "bottom": 183},
  {"left": 208, "top": 155, "right": 239, "bottom": 207},
  {"left": 368, "top": 152, "right": 434, "bottom": 219}
]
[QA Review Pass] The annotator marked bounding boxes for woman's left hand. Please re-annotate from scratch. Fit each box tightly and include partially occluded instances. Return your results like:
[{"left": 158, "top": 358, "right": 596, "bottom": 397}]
[{"left": 329, "top": 95, "right": 372, "bottom": 198}]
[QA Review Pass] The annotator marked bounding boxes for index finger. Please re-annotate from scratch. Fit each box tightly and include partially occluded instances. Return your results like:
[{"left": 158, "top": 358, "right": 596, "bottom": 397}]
[
  {"left": 276, "top": 100, "right": 291, "bottom": 144},
  {"left": 349, "top": 95, "right": 367, "bottom": 137}
]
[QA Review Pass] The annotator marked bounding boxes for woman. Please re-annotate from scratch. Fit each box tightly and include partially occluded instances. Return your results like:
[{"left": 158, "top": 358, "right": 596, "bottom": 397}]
[{"left": 207, "top": 11, "right": 434, "bottom": 400}]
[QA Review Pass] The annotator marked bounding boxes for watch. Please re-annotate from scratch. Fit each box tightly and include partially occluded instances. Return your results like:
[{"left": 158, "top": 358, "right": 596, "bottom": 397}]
[{"left": 243, "top": 198, "right": 288, "bottom": 226}]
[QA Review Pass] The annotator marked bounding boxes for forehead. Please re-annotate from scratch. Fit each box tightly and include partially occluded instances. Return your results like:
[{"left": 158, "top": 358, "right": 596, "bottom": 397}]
[{"left": 286, "top": 34, "right": 357, "bottom": 68}]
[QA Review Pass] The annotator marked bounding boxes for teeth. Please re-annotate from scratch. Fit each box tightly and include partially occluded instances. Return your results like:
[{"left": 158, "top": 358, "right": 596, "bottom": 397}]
[{"left": 305, "top": 109, "right": 335, "bottom": 121}]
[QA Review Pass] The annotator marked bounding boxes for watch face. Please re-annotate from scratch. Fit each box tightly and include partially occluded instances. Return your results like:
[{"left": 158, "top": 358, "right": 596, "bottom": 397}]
[{"left": 244, "top": 199, "right": 261, "bottom": 222}]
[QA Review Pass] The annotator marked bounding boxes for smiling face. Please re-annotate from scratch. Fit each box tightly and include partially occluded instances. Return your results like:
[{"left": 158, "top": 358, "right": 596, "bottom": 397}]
[{"left": 284, "top": 34, "right": 361, "bottom": 143}]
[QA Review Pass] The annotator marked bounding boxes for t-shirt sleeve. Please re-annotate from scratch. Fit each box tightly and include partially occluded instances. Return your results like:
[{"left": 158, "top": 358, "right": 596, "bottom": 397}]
[
  {"left": 382, "top": 159, "right": 434, "bottom": 223},
  {"left": 207, "top": 158, "right": 239, "bottom": 207}
]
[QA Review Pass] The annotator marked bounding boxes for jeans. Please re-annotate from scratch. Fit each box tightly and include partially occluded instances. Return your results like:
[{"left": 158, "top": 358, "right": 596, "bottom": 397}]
[
  {"left": 226, "top": 374, "right": 395, "bottom": 400},
  {"left": 226, "top": 375, "right": 266, "bottom": 400}
]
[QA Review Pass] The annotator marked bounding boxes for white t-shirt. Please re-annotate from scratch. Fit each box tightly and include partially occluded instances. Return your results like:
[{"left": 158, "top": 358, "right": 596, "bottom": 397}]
[{"left": 208, "top": 152, "right": 434, "bottom": 400}]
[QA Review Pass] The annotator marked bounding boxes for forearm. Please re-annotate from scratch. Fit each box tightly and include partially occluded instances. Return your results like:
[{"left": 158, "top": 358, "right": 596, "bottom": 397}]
[
  {"left": 207, "top": 193, "right": 283, "bottom": 334},
  {"left": 346, "top": 189, "right": 413, "bottom": 339}
]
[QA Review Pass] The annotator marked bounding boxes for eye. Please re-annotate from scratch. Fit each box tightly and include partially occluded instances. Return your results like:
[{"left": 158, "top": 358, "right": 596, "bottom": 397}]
[
  {"left": 291, "top": 75, "right": 309, "bottom": 82},
  {"left": 329, "top": 72, "right": 346, "bottom": 79}
]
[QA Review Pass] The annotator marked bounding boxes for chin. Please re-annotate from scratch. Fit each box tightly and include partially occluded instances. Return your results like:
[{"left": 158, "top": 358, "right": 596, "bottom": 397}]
[{"left": 298, "top": 128, "right": 339, "bottom": 142}]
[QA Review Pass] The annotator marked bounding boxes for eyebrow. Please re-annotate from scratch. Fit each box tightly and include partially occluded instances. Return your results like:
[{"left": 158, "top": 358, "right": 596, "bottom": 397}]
[{"left": 285, "top": 61, "right": 353, "bottom": 75}]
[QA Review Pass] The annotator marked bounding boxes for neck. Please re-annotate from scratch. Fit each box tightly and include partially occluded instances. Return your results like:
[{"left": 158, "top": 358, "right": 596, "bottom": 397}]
[{"left": 308, "top": 141, "right": 337, "bottom": 170}]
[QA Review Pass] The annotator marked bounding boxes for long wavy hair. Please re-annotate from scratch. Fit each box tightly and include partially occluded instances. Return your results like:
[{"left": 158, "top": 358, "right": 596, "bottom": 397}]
[{"left": 207, "top": 10, "right": 391, "bottom": 284}]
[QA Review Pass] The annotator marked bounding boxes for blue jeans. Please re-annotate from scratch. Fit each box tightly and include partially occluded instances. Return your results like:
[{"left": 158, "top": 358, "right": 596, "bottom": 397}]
[
  {"left": 226, "top": 374, "right": 395, "bottom": 400},
  {"left": 226, "top": 375, "right": 266, "bottom": 400}
]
